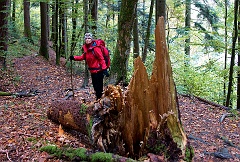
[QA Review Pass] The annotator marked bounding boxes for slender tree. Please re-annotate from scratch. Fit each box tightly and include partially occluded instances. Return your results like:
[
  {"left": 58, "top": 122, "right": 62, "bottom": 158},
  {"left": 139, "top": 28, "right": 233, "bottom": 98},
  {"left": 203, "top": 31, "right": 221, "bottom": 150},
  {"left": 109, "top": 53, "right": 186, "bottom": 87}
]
[
  {"left": 23, "top": 0, "right": 33, "bottom": 43},
  {"left": 226, "top": 0, "right": 239, "bottom": 107},
  {"left": 12, "top": 0, "right": 15, "bottom": 22},
  {"left": 90, "top": 0, "right": 97, "bottom": 32},
  {"left": 111, "top": 0, "right": 138, "bottom": 84},
  {"left": 71, "top": 0, "right": 78, "bottom": 54},
  {"left": 184, "top": 0, "right": 191, "bottom": 67},
  {"left": 223, "top": 0, "right": 228, "bottom": 105},
  {"left": 0, "top": 0, "right": 10, "bottom": 68},
  {"left": 59, "top": 1, "right": 67, "bottom": 59},
  {"left": 39, "top": 2, "right": 49, "bottom": 60},
  {"left": 54, "top": 0, "right": 59, "bottom": 65},
  {"left": 51, "top": 1, "right": 56, "bottom": 42},
  {"left": 142, "top": 0, "right": 154, "bottom": 63},
  {"left": 133, "top": 6, "right": 139, "bottom": 59},
  {"left": 236, "top": 0, "right": 240, "bottom": 110},
  {"left": 81, "top": 0, "right": 90, "bottom": 88},
  {"left": 155, "top": 0, "right": 166, "bottom": 24},
  {"left": 11, "top": 0, "right": 17, "bottom": 35},
  {"left": 105, "top": 0, "right": 111, "bottom": 28}
]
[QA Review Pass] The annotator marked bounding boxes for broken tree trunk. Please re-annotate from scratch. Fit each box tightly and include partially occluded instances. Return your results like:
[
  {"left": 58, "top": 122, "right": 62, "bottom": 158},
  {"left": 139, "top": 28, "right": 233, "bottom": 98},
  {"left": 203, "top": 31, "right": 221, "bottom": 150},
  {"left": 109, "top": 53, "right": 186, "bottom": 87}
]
[
  {"left": 47, "top": 100, "right": 91, "bottom": 136},
  {"left": 120, "top": 16, "right": 187, "bottom": 158},
  {"left": 47, "top": 17, "right": 189, "bottom": 161}
]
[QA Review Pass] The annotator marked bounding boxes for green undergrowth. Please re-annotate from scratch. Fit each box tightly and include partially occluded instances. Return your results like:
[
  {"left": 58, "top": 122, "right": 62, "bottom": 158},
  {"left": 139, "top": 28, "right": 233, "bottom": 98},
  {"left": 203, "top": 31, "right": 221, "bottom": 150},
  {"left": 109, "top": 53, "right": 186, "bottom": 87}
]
[
  {"left": 7, "top": 37, "right": 39, "bottom": 62},
  {"left": 40, "top": 145, "right": 87, "bottom": 161},
  {"left": 184, "top": 146, "right": 194, "bottom": 162},
  {"left": 39, "top": 145, "right": 138, "bottom": 162},
  {"left": 40, "top": 145, "right": 114, "bottom": 161}
]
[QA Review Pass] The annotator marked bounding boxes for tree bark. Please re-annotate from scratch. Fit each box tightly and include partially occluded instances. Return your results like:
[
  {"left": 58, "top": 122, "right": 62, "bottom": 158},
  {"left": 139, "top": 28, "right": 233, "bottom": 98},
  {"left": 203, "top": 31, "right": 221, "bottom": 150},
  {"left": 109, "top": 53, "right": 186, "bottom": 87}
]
[
  {"left": 237, "top": 1, "right": 240, "bottom": 110},
  {"left": 70, "top": 0, "right": 78, "bottom": 55},
  {"left": 142, "top": 0, "right": 154, "bottom": 63},
  {"left": 133, "top": 5, "right": 139, "bottom": 59},
  {"left": 184, "top": 0, "right": 191, "bottom": 66},
  {"left": 81, "top": 0, "right": 90, "bottom": 88},
  {"left": 23, "top": 0, "right": 33, "bottom": 43},
  {"left": 0, "top": 0, "right": 9, "bottom": 68},
  {"left": 155, "top": 0, "right": 166, "bottom": 25},
  {"left": 39, "top": 2, "right": 49, "bottom": 60},
  {"left": 111, "top": 0, "right": 138, "bottom": 85},
  {"left": 223, "top": 0, "right": 228, "bottom": 105},
  {"left": 90, "top": 0, "right": 97, "bottom": 31},
  {"left": 226, "top": 0, "right": 239, "bottom": 107},
  {"left": 47, "top": 100, "right": 90, "bottom": 136}
]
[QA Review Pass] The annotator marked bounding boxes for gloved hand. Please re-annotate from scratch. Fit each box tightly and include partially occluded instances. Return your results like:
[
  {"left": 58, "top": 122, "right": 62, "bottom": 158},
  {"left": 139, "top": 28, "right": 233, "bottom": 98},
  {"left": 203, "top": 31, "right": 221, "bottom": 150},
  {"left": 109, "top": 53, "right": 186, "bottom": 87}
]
[
  {"left": 103, "top": 69, "right": 109, "bottom": 77},
  {"left": 70, "top": 55, "right": 75, "bottom": 61}
]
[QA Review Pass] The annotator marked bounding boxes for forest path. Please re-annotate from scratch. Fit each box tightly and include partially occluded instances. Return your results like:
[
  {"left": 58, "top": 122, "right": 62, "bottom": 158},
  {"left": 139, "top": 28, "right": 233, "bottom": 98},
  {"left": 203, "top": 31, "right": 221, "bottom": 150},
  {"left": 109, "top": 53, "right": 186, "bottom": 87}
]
[{"left": 0, "top": 53, "right": 239, "bottom": 161}]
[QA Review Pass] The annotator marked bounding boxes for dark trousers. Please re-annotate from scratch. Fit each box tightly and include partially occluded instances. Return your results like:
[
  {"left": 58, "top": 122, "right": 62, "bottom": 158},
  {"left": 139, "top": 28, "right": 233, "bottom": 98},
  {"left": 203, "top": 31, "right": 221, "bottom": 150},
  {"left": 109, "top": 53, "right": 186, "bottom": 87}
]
[{"left": 91, "top": 71, "right": 104, "bottom": 100}]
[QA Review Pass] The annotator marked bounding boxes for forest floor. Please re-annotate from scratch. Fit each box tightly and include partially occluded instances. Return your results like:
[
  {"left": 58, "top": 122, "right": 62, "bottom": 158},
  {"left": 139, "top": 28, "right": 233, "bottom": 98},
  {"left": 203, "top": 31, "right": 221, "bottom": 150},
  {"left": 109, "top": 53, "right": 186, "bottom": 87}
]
[{"left": 0, "top": 50, "right": 240, "bottom": 162}]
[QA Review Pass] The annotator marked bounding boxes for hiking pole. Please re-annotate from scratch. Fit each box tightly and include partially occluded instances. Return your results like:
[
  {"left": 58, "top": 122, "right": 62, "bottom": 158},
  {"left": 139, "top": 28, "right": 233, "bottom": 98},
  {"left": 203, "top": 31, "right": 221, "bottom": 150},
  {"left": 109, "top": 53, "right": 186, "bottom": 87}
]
[{"left": 70, "top": 57, "right": 75, "bottom": 99}]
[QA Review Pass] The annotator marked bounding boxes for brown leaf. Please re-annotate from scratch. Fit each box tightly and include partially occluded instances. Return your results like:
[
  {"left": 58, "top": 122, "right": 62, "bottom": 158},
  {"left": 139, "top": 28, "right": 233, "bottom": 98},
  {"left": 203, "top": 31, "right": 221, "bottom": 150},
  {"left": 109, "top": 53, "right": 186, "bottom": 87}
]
[{"left": 58, "top": 124, "right": 64, "bottom": 136}]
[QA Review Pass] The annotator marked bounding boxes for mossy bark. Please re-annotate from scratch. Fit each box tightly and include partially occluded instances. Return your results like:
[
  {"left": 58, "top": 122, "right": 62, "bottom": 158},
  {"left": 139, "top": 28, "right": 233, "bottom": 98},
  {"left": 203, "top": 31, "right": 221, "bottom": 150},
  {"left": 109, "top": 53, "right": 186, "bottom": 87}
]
[{"left": 111, "top": 0, "right": 138, "bottom": 84}]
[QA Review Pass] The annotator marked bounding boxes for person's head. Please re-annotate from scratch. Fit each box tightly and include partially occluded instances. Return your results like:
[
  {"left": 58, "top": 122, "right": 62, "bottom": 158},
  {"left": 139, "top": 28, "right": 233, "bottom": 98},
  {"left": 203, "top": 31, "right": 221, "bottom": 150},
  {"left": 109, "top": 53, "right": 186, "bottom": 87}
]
[{"left": 84, "top": 33, "right": 93, "bottom": 44}]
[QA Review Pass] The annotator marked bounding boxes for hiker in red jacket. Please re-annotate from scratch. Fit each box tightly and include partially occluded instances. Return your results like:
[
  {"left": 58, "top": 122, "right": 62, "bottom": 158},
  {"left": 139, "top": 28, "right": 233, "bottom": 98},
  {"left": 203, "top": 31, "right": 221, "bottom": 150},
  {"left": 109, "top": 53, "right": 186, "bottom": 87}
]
[{"left": 70, "top": 33, "right": 109, "bottom": 100}]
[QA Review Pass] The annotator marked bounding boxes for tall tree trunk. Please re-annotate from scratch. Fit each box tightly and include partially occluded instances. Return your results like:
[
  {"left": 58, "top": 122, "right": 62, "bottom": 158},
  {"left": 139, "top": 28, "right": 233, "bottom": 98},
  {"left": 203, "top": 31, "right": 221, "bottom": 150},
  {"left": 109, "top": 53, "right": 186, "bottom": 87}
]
[
  {"left": 111, "top": 0, "right": 138, "bottom": 85},
  {"left": 11, "top": 0, "right": 17, "bottom": 35},
  {"left": 47, "top": 3, "right": 50, "bottom": 40},
  {"left": 51, "top": 2, "right": 56, "bottom": 42},
  {"left": 236, "top": 0, "right": 240, "bottom": 110},
  {"left": 70, "top": 0, "right": 78, "bottom": 55},
  {"left": 155, "top": 0, "right": 166, "bottom": 25},
  {"left": 142, "top": 0, "right": 154, "bottom": 63},
  {"left": 184, "top": 0, "right": 191, "bottom": 67},
  {"left": 105, "top": 1, "right": 111, "bottom": 28},
  {"left": 56, "top": 1, "right": 63, "bottom": 65},
  {"left": 59, "top": 1, "right": 67, "bottom": 59},
  {"left": 223, "top": 0, "right": 228, "bottom": 105},
  {"left": 23, "top": 0, "right": 33, "bottom": 44},
  {"left": 82, "top": 0, "right": 90, "bottom": 88},
  {"left": 54, "top": 0, "right": 59, "bottom": 65},
  {"left": 39, "top": 2, "right": 49, "bottom": 60},
  {"left": 12, "top": 0, "right": 15, "bottom": 22},
  {"left": 133, "top": 6, "right": 139, "bottom": 59},
  {"left": 226, "top": 0, "right": 239, "bottom": 107},
  {"left": 90, "top": 0, "right": 97, "bottom": 32},
  {"left": 0, "top": 0, "right": 9, "bottom": 69}
]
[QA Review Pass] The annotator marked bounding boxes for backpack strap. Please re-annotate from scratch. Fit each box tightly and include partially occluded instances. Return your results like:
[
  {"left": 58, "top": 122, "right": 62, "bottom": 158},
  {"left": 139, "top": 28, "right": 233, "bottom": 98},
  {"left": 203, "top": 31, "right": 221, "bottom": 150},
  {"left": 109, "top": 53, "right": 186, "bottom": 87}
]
[{"left": 91, "top": 41, "right": 103, "bottom": 56}]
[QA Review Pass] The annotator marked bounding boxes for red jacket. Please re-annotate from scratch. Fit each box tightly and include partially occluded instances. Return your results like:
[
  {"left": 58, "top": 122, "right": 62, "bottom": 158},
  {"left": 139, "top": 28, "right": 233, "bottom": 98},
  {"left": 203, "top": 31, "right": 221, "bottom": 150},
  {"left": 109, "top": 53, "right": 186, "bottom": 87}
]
[{"left": 74, "top": 41, "right": 107, "bottom": 73}]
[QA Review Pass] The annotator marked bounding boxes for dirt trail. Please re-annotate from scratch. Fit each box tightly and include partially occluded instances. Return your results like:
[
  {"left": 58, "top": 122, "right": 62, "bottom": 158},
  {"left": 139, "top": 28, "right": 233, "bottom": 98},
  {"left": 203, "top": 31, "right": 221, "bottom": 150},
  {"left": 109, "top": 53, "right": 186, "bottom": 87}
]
[{"left": 0, "top": 54, "right": 239, "bottom": 161}]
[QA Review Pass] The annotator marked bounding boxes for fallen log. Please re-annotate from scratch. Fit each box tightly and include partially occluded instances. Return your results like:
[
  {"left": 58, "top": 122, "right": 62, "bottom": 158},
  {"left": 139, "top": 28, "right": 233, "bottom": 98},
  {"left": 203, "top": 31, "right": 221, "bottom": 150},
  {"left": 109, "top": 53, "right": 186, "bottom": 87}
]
[
  {"left": 0, "top": 91, "right": 37, "bottom": 97},
  {"left": 47, "top": 100, "right": 92, "bottom": 136}
]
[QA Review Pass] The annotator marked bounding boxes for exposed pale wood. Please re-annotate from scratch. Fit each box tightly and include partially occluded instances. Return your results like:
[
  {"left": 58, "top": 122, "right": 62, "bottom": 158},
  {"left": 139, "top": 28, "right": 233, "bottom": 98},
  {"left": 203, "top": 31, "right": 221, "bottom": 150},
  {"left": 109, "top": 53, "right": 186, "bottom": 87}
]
[{"left": 121, "top": 17, "right": 187, "bottom": 156}]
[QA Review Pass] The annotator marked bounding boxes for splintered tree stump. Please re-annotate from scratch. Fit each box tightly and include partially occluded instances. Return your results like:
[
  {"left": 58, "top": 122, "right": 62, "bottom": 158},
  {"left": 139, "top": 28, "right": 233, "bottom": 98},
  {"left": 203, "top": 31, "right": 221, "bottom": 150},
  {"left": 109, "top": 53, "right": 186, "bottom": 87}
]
[{"left": 47, "top": 17, "right": 189, "bottom": 161}]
